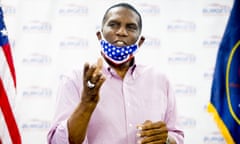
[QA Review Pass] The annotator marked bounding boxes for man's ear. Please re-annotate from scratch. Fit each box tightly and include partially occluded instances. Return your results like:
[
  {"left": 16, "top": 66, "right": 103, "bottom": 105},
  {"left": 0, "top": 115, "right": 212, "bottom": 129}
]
[
  {"left": 138, "top": 36, "right": 145, "bottom": 47},
  {"left": 96, "top": 31, "right": 102, "bottom": 40}
]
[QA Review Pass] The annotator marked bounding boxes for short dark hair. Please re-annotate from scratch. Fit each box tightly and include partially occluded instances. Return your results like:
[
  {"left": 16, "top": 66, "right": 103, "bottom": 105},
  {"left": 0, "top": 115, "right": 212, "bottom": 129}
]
[{"left": 102, "top": 3, "right": 142, "bottom": 32}]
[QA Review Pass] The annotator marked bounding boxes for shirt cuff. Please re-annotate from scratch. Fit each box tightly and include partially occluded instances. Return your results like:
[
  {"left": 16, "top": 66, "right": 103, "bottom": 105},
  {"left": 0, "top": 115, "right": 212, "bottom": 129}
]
[
  {"left": 168, "top": 132, "right": 184, "bottom": 144},
  {"left": 50, "top": 120, "right": 89, "bottom": 144},
  {"left": 49, "top": 120, "right": 69, "bottom": 144}
]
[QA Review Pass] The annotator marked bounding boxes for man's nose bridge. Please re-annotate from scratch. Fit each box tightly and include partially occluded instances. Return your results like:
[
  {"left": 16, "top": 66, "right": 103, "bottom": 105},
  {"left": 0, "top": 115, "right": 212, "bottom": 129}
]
[{"left": 117, "top": 25, "right": 128, "bottom": 35}]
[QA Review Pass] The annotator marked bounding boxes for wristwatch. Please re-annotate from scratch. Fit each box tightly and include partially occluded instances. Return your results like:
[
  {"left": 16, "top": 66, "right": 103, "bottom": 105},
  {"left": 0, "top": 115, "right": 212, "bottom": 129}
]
[{"left": 165, "top": 136, "right": 170, "bottom": 144}]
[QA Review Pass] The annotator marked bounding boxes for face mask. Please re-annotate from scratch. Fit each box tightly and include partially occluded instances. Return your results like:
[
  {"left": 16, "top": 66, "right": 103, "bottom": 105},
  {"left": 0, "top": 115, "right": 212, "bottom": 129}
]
[{"left": 100, "top": 39, "right": 138, "bottom": 65}]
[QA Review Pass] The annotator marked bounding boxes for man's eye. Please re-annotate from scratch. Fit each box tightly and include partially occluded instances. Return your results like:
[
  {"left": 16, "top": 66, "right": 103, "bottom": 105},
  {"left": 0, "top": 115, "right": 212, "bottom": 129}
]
[
  {"left": 108, "top": 23, "right": 118, "bottom": 27},
  {"left": 127, "top": 25, "right": 137, "bottom": 31}
]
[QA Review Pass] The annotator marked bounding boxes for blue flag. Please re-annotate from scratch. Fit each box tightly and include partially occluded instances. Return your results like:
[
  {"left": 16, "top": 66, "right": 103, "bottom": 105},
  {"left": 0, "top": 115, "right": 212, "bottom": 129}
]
[{"left": 208, "top": 0, "right": 240, "bottom": 143}]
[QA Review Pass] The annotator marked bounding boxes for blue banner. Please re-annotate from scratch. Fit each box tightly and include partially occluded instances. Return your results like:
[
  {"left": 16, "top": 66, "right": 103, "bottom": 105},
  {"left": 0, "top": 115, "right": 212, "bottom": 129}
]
[{"left": 208, "top": 0, "right": 240, "bottom": 143}]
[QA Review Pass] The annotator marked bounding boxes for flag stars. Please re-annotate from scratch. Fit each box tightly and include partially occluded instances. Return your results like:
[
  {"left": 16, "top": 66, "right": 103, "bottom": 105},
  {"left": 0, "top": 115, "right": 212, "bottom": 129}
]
[
  {"left": 1, "top": 28, "right": 8, "bottom": 37},
  {"left": 101, "top": 40, "right": 138, "bottom": 61}
]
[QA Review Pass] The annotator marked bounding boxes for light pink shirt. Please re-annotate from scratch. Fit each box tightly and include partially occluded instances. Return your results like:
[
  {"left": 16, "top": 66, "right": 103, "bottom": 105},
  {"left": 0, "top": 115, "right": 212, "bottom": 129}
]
[{"left": 47, "top": 62, "right": 184, "bottom": 144}]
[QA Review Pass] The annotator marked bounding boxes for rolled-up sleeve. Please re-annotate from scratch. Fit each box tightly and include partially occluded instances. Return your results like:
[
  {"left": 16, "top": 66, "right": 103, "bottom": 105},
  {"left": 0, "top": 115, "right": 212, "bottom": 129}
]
[
  {"left": 47, "top": 71, "right": 88, "bottom": 144},
  {"left": 47, "top": 120, "right": 69, "bottom": 144},
  {"left": 164, "top": 77, "right": 184, "bottom": 144},
  {"left": 47, "top": 120, "right": 88, "bottom": 144}
]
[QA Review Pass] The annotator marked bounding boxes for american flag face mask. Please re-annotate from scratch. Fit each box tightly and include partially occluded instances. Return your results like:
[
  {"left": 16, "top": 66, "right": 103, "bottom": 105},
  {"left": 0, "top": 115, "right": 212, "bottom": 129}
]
[{"left": 100, "top": 39, "right": 138, "bottom": 65}]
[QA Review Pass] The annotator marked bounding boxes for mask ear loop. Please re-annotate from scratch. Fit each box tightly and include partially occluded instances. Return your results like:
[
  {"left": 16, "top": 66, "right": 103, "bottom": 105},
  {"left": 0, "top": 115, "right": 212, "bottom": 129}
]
[{"left": 96, "top": 31, "right": 112, "bottom": 64}]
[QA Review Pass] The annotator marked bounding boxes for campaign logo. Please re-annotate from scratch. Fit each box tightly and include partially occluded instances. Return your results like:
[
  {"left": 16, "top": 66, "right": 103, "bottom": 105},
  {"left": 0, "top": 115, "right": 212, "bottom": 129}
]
[
  {"left": 59, "top": 36, "right": 88, "bottom": 49},
  {"left": 142, "top": 36, "right": 161, "bottom": 49},
  {"left": 174, "top": 84, "right": 197, "bottom": 96},
  {"left": 168, "top": 52, "right": 196, "bottom": 64},
  {"left": 22, "top": 20, "right": 52, "bottom": 33},
  {"left": 167, "top": 19, "right": 196, "bottom": 32},
  {"left": 202, "top": 3, "right": 231, "bottom": 16},
  {"left": 203, "top": 132, "right": 225, "bottom": 144},
  {"left": 177, "top": 116, "right": 197, "bottom": 129},
  {"left": 203, "top": 67, "right": 214, "bottom": 80},
  {"left": 2, "top": 4, "right": 16, "bottom": 16},
  {"left": 22, "top": 86, "right": 52, "bottom": 98},
  {"left": 22, "top": 53, "right": 52, "bottom": 65},
  {"left": 58, "top": 3, "right": 88, "bottom": 16},
  {"left": 22, "top": 119, "right": 51, "bottom": 130},
  {"left": 202, "top": 35, "right": 221, "bottom": 48},
  {"left": 138, "top": 3, "right": 160, "bottom": 15}
]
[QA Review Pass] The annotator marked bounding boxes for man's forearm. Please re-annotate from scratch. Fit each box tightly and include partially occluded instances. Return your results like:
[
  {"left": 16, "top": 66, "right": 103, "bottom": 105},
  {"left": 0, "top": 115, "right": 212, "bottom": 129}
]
[{"left": 67, "top": 102, "right": 97, "bottom": 144}]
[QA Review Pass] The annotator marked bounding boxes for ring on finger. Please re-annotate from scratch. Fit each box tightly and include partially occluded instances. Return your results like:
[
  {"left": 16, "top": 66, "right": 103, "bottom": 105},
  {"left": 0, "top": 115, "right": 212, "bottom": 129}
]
[{"left": 87, "top": 80, "right": 95, "bottom": 89}]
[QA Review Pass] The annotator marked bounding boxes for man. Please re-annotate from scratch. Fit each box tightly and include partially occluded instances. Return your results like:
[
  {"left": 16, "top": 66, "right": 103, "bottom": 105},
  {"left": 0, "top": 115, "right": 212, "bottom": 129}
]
[{"left": 48, "top": 2, "right": 184, "bottom": 144}]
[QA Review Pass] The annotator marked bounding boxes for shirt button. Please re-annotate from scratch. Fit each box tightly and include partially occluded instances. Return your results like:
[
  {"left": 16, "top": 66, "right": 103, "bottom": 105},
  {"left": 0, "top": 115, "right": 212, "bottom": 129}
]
[{"left": 129, "top": 123, "right": 133, "bottom": 127}]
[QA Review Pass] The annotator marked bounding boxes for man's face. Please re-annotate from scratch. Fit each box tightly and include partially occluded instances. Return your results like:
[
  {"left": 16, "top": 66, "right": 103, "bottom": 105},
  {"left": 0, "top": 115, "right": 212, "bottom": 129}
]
[{"left": 102, "top": 7, "right": 141, "bottom": 47}]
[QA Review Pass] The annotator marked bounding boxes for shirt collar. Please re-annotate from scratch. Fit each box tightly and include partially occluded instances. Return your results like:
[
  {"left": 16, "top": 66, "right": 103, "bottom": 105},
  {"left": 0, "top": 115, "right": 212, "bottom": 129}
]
[{"left": 102, "top": 58, "right": 138, "bottom": 80}]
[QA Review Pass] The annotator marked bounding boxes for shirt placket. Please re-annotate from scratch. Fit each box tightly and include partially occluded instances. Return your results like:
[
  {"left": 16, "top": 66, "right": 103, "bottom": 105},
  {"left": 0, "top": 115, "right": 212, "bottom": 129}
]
[{"left": 122, "top": 76, "right": 137, "bottom": 144}]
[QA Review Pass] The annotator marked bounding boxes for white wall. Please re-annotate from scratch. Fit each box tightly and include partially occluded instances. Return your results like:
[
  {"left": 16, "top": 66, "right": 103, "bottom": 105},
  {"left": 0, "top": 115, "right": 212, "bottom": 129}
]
[{"left": 1, "top": 0, "right": 233, "bottom": 143}]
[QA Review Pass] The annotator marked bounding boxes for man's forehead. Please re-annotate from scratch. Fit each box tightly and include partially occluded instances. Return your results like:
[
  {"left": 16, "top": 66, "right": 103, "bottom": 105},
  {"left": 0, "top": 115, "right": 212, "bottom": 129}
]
[
  {"left": 107, "top": 6, "right": 137, "bottom": 16},
  {"left": 104, "top": 7, "right": 140, "bottom": 23}
]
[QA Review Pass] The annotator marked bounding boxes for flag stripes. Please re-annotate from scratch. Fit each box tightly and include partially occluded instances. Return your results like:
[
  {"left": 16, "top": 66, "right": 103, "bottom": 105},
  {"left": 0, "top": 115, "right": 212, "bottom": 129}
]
[{"left": 0, "top": 6, "right": 21, "bottom": 144}]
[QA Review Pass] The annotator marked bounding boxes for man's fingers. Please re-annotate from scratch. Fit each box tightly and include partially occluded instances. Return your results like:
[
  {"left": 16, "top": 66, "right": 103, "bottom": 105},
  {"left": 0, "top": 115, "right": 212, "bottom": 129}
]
[
  {"left": 83, "top": 58, "right": 105, "bottom": 89},
  {"left": 137, "top": 120, "right": 152, "bottom": 130},
  {"left": 144, "top": 120, "right": 152, "bottom": 125},
  {"left": 94, "top": 57, "right": 103, "bottom": 76},
  {"left": 94, "top": 75, "right": 106, "bottom": 89},
  {"left": 86, "top": 64, "right": 97, "bottom": 81},
  {"left": 83, "top": 63, "right": 90, "bottom": 81},
  {"left": 93, "top": 58, "right": 105, "bottom": 88},
  {"left": 142, "top": 121, "right": 166, "bottom": 130}
]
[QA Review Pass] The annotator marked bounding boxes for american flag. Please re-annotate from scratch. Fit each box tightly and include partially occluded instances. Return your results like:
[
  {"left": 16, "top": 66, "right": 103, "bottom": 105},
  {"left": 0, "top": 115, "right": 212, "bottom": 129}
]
[{"left": 0, "top": 6, "right": 21, "bottom": 144}]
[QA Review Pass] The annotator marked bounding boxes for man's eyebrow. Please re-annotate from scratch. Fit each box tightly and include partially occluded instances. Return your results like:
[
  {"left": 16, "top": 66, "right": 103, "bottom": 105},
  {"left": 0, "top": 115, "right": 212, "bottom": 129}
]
[
  {"left": 107, "top": 20, "right": 119, "bottom": 23},
  {"left": 106, "top": 19, "right": 138, "bottom": 28},
  {"left": 127, "top": 23, "right": 137, "bottom": 26}
]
